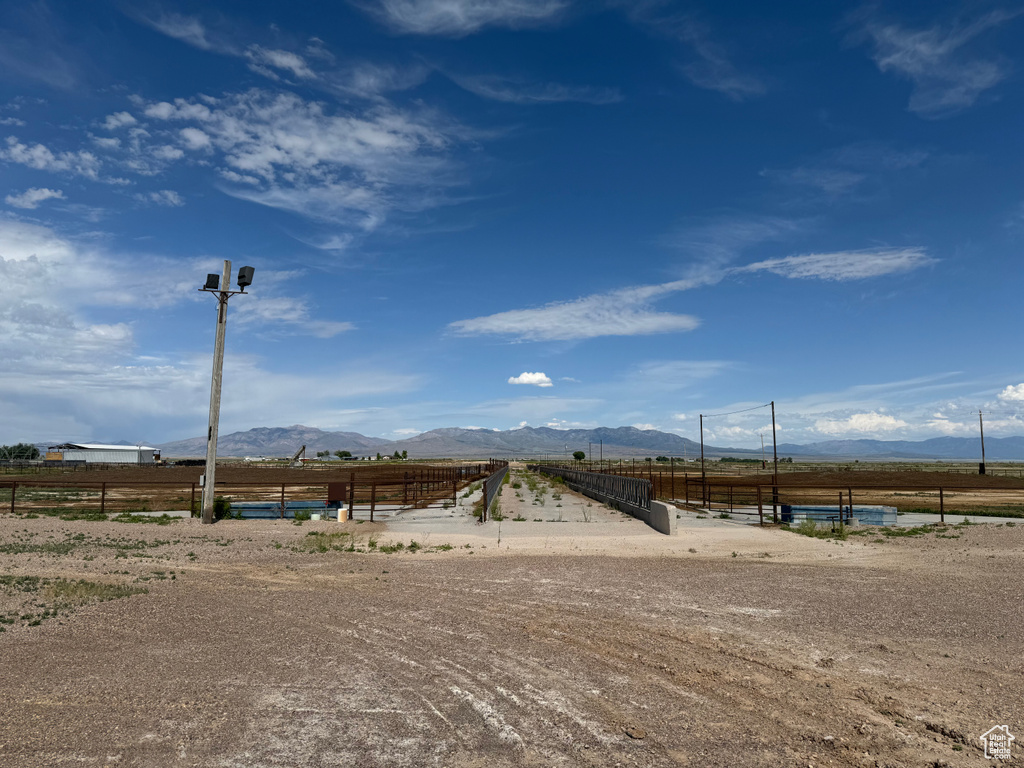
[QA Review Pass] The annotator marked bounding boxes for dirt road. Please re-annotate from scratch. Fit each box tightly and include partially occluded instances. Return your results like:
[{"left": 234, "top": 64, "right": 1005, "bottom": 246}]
[{"left": 0, "top": 491, "right": 1021, "bottom": 766}]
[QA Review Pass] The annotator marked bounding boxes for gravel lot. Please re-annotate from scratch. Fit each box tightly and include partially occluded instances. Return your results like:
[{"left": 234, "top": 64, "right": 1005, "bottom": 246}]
[{"left": 1, "top": 474, "right": 1021, "bottom": 767}]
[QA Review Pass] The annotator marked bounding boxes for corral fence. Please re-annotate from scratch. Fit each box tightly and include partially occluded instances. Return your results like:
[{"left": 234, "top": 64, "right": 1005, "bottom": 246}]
[
  {"left": 0, "top": 461, "right": 507, "bottom": 521},
  {"left": 674, "top": 479, "right": 1024, "bottom": 525},
  {"left": 528, "top": 465, "right": 651, "bottom": 511},
  {"left": 479, "top": 461, "right": 510, "bottom": 522}
]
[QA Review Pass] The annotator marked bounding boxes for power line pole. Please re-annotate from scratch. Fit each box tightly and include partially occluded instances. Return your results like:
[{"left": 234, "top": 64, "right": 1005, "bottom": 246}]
[
  {"left": 979, "top": 410, "right": 986, "bottom": 475},
  {"left": 699, "top": 414, "right": 706, "bottom": 508},
  {"left": 771, "top": 400, "right": 779, "bottom": 523},
  {"left": 200, "top": 261, "right": 254, "bottom": 524}
]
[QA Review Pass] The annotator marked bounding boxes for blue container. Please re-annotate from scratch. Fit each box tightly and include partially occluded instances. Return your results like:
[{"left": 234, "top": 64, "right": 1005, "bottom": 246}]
[{"left": 781, "top": 504, "right": 897, "bottom": 527}]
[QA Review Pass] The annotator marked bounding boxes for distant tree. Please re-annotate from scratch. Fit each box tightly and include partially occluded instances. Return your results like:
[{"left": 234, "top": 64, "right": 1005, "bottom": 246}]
[
  {"left": 1, "top": 443, "right": 40, "bottom": 460},
  {"left": 335, "top": 450, "right": 352, "bottom": 459},
  {"left": 573, "top": 450, "right": 585, "bottom": 462},
  {"left": 401, "top": 450, "right": 408, "bottom": 460},
  {"left": 376, "top": 452, "right": 382, "bottom": 461},
  {"left": 315, "top": 450, "right": 329, "bottom": 459},
  {"left": 655, "top": 456, "right": 669, "bottom": 462},
  {"left": 393, "top": 450, "right": 401, "bottom": 459}
]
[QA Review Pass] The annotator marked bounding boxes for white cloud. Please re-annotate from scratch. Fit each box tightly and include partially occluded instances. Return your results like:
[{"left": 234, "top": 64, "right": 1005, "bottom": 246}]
[
  {"left": 245, "top": 45, "right": 317, "bottom": 80},
  {"left": 763, "top": 143, "right": 929, "bottom": 197},
  {"left": 450, "top": 246, "right": 933, "bottom": 342},
  {"left": 508, "top": 371, "right": 553, "bottom": 387},
  {"left": 813, "top": 412, "right": 908, "bottom": 436},
  {"left": 632, "top": 423, "right": 658, "bottom": 431},
  {"left": 131, "top": 90, "right": 460, "bottom": 228},
  {"left": 449, "top": 74, "right": 622, "bottom": 105},
  {"left": 137, "top": 12, "right": 215, "bottom": 51},
  {"left": 355, "top": 0, "right": 569, "bottom": 36},
  {"left": 858, "top": 10, "right": 1021, "bottom": 117},
  {"left": 674, "top": 20, "right": 766, "bottom": 100},
  {"left": 450, "top": 280, "right": 703, "bottom": 341},
  {"left": 136, "top": 190, "right": 185, "bottom": 207},
  {"left": 393, "top": 427, "right": 421, "bottom": 435},
  {"left": 179, "top": 127, "right": 213, "bottom": 150},
  {"left": 617, "top": 7, "right": 764, "bottom": 100},
  {"left": 232, "top": 295, "right": 354, "bottom": 338},
  {"left": 1, "top": 136, "right": 101, "bottom": 179},
  {"left": 103, "top": 111, "right": 137, "bottom": 130},
  {"left": 737, "top": 247, "right": 934, "bottom": 281},
  {"left": 5, "top": 187, "right": 65, "bottom": 209},
  {"left": 998, "top": 383, "right": 1024, "bottom": 402},
  {"left": 0, "top": 117, "right": 26, "bottom": 126}
]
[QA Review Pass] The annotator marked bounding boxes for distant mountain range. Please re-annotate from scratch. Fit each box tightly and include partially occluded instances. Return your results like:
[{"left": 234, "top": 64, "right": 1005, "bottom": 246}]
[{"left": 152, "top": 425, "right": 1017, "bottom": 461}]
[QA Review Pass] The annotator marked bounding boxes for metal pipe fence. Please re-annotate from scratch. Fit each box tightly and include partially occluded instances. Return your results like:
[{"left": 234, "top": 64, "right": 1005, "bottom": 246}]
[
  {"left": 480, "top": 461, "right": 509, "bottom": 522},
  {"left": 528, "top": 465, "right": 651, "bottom": 510},
  {"left": 0, "top": 460, "right": 508, "bottom": 519}
]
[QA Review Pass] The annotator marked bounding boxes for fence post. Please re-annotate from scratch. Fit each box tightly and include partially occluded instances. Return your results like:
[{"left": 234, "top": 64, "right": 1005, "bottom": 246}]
[
  {"left": 9, "top": 482, "right": 15, "bottom": 515},
  {"left": 939, "top": 487, "right": 944, "bottom": 523},
  {"left": 481, "top": 478, "right": 488, "bottom": 523},
  {"left": 100, "top": 482, "right": 106, "bottom": 514},
  {"left": 452, "top": 480, "right": 457, "bottom": 506},
  {"left": 190, "top": 482, "right": 196, "bottom": 517},
  {"left": 772, "top": 485, "right": 778, "bottom": 524},
  {"left": 280, "top": 484, "right": 286, "bottom": 519},
  {"left": 757, "top": 486, "right": 763, "bottom": 525},
  {"left": 403, "top": 473, "right": 408, "bottom": 506},
  {"left": 370, "top": 483, "right": 376, "bottom": 522},
  {"left": 348, "top": 482, "right": 354, "bottom": 521}
]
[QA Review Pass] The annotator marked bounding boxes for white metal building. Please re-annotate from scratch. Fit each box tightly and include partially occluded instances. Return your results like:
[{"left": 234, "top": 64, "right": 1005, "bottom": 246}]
[{"left": 48, "top": 443, "right": 159, "bottom": 464}]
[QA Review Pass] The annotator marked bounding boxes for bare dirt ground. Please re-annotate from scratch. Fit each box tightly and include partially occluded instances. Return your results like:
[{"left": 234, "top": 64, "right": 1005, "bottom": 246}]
[{"left": 1, "top": 471, "right": 1022, "bottom": 767}]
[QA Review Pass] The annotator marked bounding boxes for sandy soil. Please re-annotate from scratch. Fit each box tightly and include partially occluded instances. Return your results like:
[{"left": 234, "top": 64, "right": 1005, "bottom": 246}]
[{"left": 0, "top": 471, "right": 1021, "bottom": 767}]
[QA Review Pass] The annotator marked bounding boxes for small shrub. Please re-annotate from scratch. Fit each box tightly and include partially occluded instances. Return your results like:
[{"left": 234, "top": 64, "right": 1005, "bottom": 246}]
[
  {"left": 293, "top": 509, "right": 312, "bottom": 521},
  {"left": 213, "top": 496, "right": 232, "bottom": 521}
]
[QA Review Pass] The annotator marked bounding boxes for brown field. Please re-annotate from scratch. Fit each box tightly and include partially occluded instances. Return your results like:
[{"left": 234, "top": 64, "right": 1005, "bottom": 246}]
[{"left": 0, "top": 468, "right": 1021, "bottom": 767}]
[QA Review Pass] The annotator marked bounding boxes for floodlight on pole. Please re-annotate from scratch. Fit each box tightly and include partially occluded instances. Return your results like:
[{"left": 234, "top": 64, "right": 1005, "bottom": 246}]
[{"left": 198, "top": 260, "right": 254, "bottom": 524}]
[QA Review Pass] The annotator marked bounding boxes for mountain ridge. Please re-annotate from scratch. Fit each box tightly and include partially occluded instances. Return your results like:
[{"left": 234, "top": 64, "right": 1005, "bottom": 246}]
[{"left": 152, "top": 425, "right": 1018, "bottom": 460}]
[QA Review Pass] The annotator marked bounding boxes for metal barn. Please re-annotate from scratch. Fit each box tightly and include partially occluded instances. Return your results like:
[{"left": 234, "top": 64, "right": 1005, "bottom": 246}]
[{"left": 48, "top": 443, "right": 158, "bottom": 464}]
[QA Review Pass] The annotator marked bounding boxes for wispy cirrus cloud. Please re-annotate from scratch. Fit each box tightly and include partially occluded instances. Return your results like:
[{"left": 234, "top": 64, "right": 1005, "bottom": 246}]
[
  {"left": 855, "top": 8, "right": 1022, "bottom": 117},
  {"left": 614, "top": 5, "right": 765, "bottom": 100},
  {"left": 673, "top": 20, "right": 767, "bottom": 100},
  {"left": 450, "top": 247, "right": 933, "bottom": 341},
  {"left": 737, "top": 247, "right": 935, "bottom": 281},
  {"left": 449, "top": 279, "right": 706, "bottom": 341},
  {"left": 449, "top": 73, "right": 622, "bottom": 105},
  {"left": 133, "top": 11, "right": 220, "bottom": 52},
  {"left": 762, "top": 142, "right": 929, "bottom": 198},
  {"left": 245, "top": 45, "right": 317, "bottom": 80},
  {"left": 352, "top": 0, "right": 570, "bottom": 36}
]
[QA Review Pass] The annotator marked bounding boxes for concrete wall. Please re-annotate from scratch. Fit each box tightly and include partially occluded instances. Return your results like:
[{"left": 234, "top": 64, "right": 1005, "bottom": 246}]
[{"left": 564, "top": 481, "right": 677, "bottom": 535}]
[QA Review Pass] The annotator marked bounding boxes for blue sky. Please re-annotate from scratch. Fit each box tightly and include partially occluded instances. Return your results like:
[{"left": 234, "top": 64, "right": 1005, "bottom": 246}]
[{"left": 2, "top": 0, "right": 1024, "bottom": 447}]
